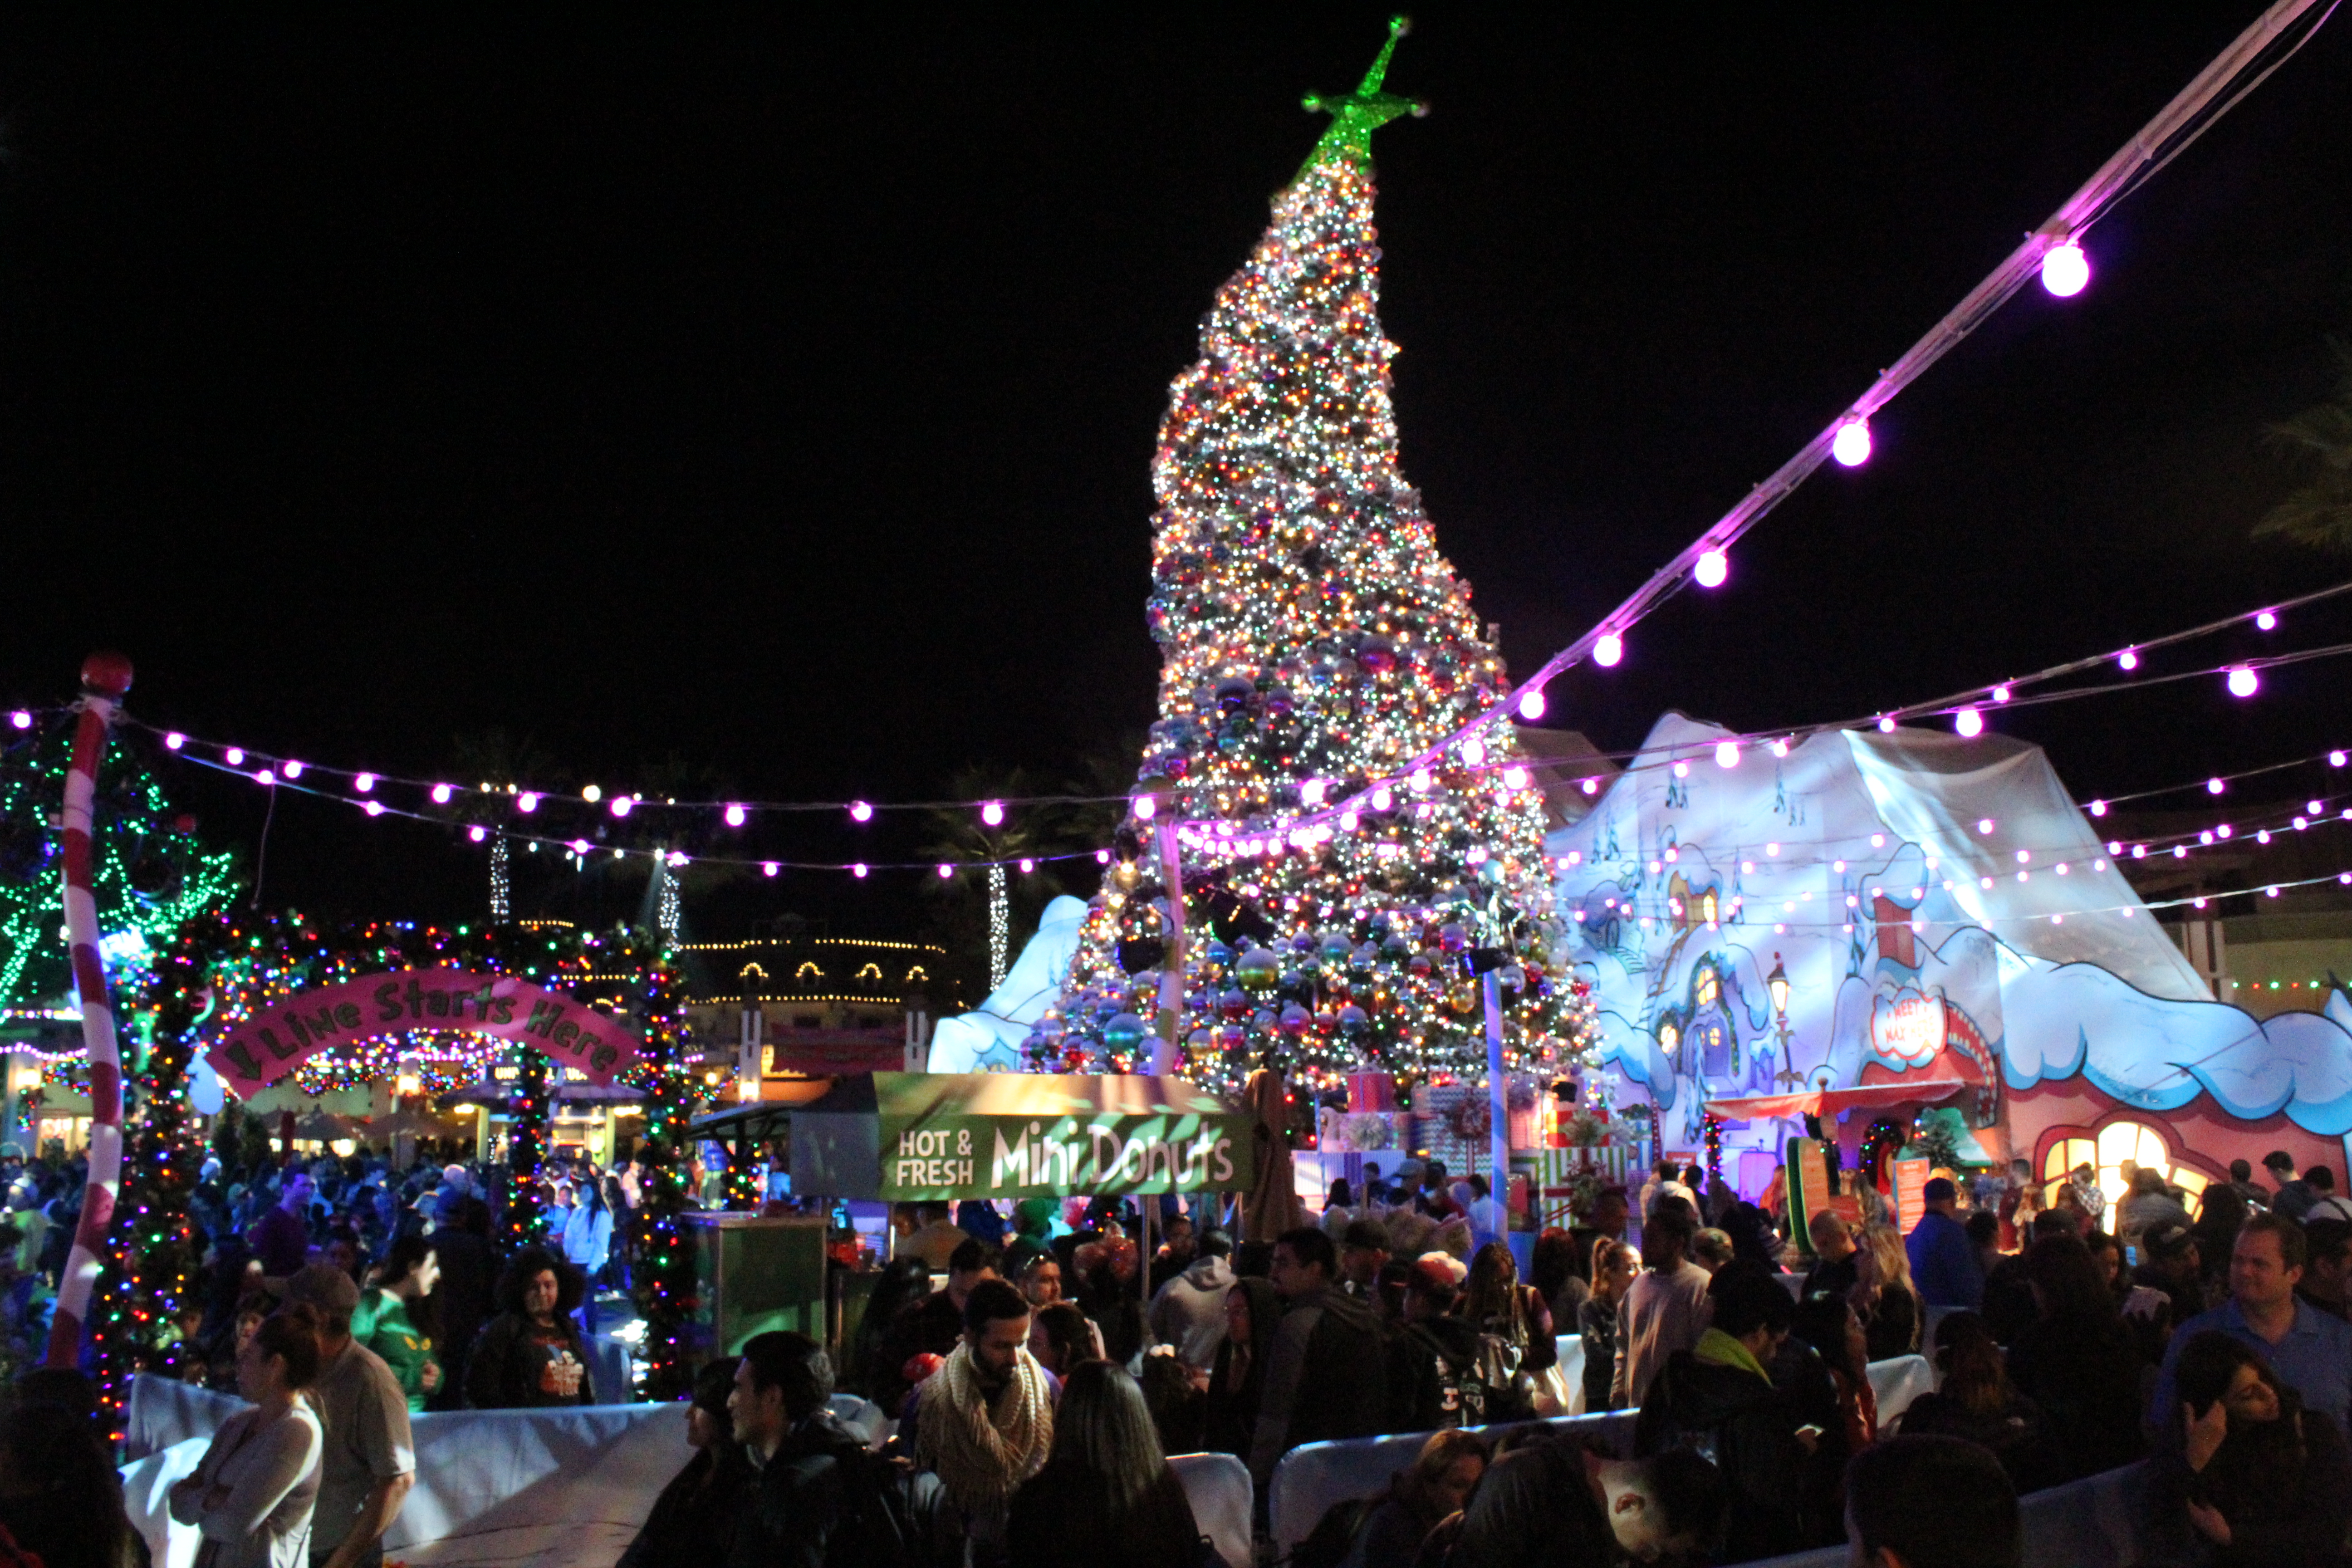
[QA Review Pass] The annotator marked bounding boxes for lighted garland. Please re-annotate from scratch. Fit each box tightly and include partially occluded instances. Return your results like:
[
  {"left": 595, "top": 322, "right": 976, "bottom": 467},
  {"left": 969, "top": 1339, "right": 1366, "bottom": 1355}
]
[
  {"left": 503, "top": 1052, "right": 550, "bottom": 1251},
  {"left": 610, "top": 931, "right": 697, "bottom": 1403},
  {"left": 1702, "top": 1112, "right": 1725, "bottom": 1181},
  {"left": 86, "top": 908, "right": 217, "bottom": 1443},
  {"left": 290, "top": 1035, "right": 505, "bottom": 1099},
  {"left": 1857, "top": 1117, "right": 1906, "bottom": 1193},
  {"left": 1044, "top": 38, "right": 1586, "bottom": 1094}
]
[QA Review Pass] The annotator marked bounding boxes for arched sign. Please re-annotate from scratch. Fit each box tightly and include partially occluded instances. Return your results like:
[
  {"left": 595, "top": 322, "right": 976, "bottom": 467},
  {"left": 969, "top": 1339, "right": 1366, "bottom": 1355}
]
[{"left": 204, "top": 968, "right": 644, "bottom": 1101}]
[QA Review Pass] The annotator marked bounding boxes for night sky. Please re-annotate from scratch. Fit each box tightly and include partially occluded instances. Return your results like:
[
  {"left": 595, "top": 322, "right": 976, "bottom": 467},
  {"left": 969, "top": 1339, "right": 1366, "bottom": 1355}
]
[{"left": 2, "top": 10, "right": 2349, "bottom": 970}]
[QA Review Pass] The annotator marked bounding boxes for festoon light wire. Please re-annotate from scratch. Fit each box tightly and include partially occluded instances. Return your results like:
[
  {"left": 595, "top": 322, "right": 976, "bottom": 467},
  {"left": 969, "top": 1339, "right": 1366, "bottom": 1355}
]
[{"left": 1294, "top": 0, "right": 2341, "bottom": 836}]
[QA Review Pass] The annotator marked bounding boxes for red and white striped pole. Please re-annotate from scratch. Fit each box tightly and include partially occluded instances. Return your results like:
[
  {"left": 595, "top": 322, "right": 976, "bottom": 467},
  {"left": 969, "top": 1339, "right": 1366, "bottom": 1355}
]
[{"left": 46, "top": 652, "right": 132, "bottom": 1367}]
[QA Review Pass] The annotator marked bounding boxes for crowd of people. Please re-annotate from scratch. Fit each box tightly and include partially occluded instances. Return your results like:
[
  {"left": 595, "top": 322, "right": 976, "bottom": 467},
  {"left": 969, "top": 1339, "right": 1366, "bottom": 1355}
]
[
  {"left": 709, "top": 1150, "right": 2352, "bottom": 1566},
  {"left": 0, "top": 1137, "right": 656, "bottom": 1568},
  {"left": 17, "top": 1138, "right": 2352, "bottom": 1567}
]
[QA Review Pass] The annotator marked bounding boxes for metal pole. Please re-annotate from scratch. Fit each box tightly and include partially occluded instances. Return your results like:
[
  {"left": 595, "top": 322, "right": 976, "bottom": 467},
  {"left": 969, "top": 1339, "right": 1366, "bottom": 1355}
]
[
  {"left": 1151, "top": 819, "right": 1186, "bottom": 1076},
  {"left": 1483, "top": 970, "right": 1507, "bottom": 1238}
]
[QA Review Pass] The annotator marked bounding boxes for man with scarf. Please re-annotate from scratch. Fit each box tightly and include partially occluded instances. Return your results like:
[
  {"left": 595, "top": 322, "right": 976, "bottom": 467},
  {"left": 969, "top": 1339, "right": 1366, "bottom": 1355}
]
[{"left": 910, "top": 1277, "right": 1055, "bottom": 1559}]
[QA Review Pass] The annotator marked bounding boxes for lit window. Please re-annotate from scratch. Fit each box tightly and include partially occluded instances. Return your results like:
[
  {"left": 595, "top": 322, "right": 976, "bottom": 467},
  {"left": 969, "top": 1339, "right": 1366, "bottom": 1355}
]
[{"left": 2041, "top": 1119, "right": 2209, "bottom": 1215}]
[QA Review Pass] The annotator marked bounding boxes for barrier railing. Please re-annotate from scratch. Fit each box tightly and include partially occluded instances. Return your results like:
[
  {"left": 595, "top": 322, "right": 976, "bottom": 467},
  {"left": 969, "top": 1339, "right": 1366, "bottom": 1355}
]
[{"left": 123, "top": 1353, "right": 1940, "bottom": 1568}]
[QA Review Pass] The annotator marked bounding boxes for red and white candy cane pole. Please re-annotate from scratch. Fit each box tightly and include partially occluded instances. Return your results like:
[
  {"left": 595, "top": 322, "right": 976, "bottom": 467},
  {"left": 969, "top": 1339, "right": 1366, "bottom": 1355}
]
[{"left": 45, "top": 652, "right": 133, "bottom": 1367}]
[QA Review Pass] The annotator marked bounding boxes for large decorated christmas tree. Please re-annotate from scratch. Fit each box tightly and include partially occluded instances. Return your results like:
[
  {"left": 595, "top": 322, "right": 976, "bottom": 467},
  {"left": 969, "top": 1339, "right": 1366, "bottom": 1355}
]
[{"left": 1039, "top": 21, "right": 1597, "bottom": 1096}]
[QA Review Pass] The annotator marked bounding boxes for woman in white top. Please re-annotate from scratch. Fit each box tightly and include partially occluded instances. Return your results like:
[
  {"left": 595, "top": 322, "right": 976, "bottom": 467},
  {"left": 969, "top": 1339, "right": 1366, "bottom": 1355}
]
[{"left": 170, "top": 1303, "right": 326, "bottom": 1568}]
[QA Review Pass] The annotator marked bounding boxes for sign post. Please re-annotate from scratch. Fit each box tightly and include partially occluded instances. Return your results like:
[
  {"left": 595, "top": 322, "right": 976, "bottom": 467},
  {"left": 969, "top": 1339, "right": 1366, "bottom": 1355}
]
[
  {"left": 1893, "top": 1156, "right": 1933, "bottom": 1235},
  {"left": 1786, "top": 1135, "right": 1835, "bottom": 1255}
]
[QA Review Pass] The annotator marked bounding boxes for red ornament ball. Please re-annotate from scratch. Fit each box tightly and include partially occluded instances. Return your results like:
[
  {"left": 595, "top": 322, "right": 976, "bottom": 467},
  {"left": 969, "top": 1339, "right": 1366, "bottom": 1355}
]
[{"left": 80, "top": 651, "right": 134, "bottom": 698}]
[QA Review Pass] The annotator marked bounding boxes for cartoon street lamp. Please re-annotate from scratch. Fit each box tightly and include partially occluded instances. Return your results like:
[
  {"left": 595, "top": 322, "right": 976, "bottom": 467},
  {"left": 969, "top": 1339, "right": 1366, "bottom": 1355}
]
[{"left": 1767, "top": 954, "right": 1794, "bottom": 1059}]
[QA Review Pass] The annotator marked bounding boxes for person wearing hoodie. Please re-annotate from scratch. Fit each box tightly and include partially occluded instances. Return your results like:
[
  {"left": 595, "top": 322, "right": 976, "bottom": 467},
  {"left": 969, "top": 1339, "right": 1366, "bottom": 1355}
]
[
  {"left": 1635, "top": 1259, "right": 1821, "bottom": 1561},
  {"left": 1148, "top": 1228, "right": 1236, "bottom": 1372},
  {"left": 1401, "top": 1253, "right": 1487, "bottom": 1428},
  {"left": 1248, "top": 1227, "right": 1390, "bottom": 1488}
]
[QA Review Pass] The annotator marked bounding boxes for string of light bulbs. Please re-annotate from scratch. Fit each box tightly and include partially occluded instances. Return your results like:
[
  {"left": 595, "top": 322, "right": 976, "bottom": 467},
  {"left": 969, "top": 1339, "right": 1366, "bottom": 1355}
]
[{"left": 1268, "top": 0, "right": 2339, "bottom": 839}]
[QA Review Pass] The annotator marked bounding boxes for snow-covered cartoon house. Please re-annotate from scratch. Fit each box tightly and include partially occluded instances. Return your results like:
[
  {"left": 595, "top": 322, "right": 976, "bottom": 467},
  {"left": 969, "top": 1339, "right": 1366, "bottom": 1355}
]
[{"left": 1550, "top": 713, "right": 2352, "bottom": 1208}]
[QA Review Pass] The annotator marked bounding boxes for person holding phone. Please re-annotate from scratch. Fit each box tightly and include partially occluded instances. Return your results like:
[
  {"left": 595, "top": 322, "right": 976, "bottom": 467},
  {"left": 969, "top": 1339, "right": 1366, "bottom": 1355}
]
[
  {"left": 2155, "top": 1330, "right": 2352, "bottom": 1560},
  {"left": 1633, "top": 1259, "right": 1828, "bottom": 1559}
]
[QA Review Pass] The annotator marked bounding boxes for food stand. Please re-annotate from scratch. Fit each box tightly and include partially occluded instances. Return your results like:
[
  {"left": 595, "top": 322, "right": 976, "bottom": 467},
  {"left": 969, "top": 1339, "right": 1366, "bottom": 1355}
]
[{"left": 687, "top": 1071, "right": 1258, "bottom": 1356}]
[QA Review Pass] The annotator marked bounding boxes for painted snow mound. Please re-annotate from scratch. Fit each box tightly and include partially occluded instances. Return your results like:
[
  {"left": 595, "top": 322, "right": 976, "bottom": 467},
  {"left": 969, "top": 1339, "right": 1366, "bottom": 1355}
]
[
  {"left": 925, "top": 895, "right": 1089, "bottom": 1074},
  {"left": 1548, "top": 713, "right": 2352, "bottom": 1146}
]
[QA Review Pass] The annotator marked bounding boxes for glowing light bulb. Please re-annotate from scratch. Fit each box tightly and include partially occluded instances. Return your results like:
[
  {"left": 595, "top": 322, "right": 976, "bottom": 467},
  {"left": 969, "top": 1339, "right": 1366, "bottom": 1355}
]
[
  {"left": 5, "top": 712, "right": 27, "bottom": 730},
  {"left": 762, "top": 861, "right": 779, "bottom": 877},
  {"left": 1593, "top": 633, "right": 1624, "bottom": 667},
  {"left": 2089, "top": 799, "right": 2107, "bottom": 816},
  {"left": 1877, "top": 716, "right": 1896, "bottom": 733},
  {"left": 467, "top": 825, "right": 486, "bottom": 843},
  {"left": 518, "top": 792, "right": 539, "bottom": 812},
  {"left": 610, "top": 795, "right": 633, "bottom": 818},
  {"left": 363, "top": 800, "right": 383, "bottom": 818},
  {"left": 254, "top": 769, "right": 274, "bottom": 786},
  {"left": 2118, "top": 648, "right": 2139, "bottom": 672},
  {"left": 354, "top": 773, "right": 375, "bottom": 793},
  {"left": 2040, "top": 240, "right": 2090, "bottom": 297},
  {"left": 724, "top": 804, "right": 746, "bottom": 828},
  {"left": 1977, "top": 818, "right": 1996, "bottom": 835},
  {"left": 1502, "top": 765, "right": 1529, "bottom": 789},
  {"left": 1019, "top": 858, "right": 1034, "bottom": 873},
  {"left": 582, "top": 784, "right": 603, "bottom": 804},
  {"left": 225, "top": 748, "right": 245, "bottom": 766},
  {"left": 1580, "top": 778, "right": 1599, "bottom": 796},
  {"left": 1831, "top": 416, "right": 1872, "bottom": 467},
  {"left": 1992, "top": 685, "right": 2011, "bottom": 703},
  {"left": 1715, "top": 740, "right": 1740, "bottom": 769},
  {"left": 2257, "top": 609, "right": 2278, "bottom": 632},
  {"left": 2207, "top": 777, "right": 2226, "bottom": 795},
  {"left": 1461, "top": 738, "right": 1486, "bottom": 769},
  {"left": 282, "top": 760, "right": 304, "bottom": 779},
  {"left": 2226, "top": 665, "right": 2259, "bottom": 698},
  {"left": 2331, "top": 751, "right": 2347, "bottom": 768},
  {"left": 1372, "top": 785, "right": 1393, "bottom": 811},
  {"left": 164, "top": 732, "right": 184, "bottom": 750},
  {"left": 570, "top": 839, "right": 590, "bottom": 855},
  {"left": 1409, "top": 767, "right": 1431, "bottom": 793},
  {"left": 1517, "top": 688, "right": 1547, "bottom": 720},
  {"left": 849, "top": 801, "right": 874, "bottom": 823},
  {"left": 853, "top": 863, "right": 869, "bottom": 878},
  {"left": 1954, "top": 707, "right": 1983, "bottom": 738},
  {"left": 1694, "top": 549, "right": 1729, "bottom": 588}
]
